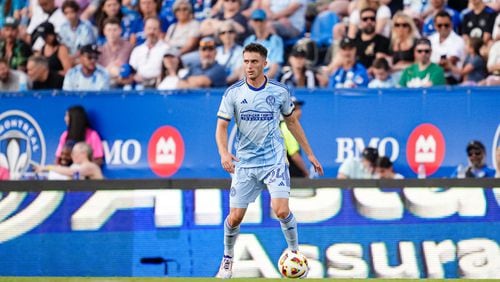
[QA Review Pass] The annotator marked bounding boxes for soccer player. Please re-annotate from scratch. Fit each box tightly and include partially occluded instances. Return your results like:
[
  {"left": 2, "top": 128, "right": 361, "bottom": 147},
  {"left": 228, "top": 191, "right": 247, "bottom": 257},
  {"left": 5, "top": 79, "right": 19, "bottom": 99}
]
[{"left": 215, "top": 43, "right": 324, "bottom": 278}]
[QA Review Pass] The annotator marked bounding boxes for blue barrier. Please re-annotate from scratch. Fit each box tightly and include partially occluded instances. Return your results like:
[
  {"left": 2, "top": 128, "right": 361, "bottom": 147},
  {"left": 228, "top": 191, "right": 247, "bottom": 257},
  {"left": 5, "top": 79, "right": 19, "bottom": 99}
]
[{"left": 1, "top": 87, "right": 499, "bottom": 179}]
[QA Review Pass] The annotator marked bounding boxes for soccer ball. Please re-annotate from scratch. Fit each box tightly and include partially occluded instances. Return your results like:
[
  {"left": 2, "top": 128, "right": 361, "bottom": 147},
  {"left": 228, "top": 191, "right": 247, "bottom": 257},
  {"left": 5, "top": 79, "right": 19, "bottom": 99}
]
[{"left": 278, "top": 250, "right": 309, "bottom": 278}]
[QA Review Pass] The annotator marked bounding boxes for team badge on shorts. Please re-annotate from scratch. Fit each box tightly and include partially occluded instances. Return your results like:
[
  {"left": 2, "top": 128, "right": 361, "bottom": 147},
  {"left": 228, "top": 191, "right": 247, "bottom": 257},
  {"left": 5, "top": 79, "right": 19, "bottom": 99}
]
[{"left": 230, "top": 187, "right": 236, "bottom": 197}]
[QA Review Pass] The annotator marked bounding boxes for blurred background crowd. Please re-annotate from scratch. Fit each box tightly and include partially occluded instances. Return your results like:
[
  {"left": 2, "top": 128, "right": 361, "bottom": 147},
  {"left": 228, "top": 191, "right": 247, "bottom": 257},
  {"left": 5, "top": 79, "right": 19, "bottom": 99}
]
[{"left": 0, "top": 0, "right": 498, "bottom": 91}]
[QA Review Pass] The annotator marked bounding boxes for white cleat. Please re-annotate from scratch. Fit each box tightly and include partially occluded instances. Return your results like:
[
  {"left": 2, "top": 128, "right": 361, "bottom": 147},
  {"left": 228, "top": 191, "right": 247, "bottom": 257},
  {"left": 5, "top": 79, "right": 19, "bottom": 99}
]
[{"left": 216, "top": 255, "right": 233, "bottom": 279}]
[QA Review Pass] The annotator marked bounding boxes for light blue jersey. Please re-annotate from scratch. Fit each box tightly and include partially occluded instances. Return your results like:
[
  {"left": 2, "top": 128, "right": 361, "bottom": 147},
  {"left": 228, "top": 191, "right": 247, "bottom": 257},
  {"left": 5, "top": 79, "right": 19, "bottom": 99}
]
[{"left": 217, "top": 77, "right": 295, "bottom": 168}]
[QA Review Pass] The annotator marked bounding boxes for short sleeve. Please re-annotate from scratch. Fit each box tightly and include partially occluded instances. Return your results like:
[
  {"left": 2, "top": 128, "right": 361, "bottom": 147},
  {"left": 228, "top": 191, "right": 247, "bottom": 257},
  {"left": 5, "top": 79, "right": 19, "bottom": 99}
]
[
  {"left": 86, "top": 129, "right": 104, "bottom": 158},
  {"left": 280, "top": 87, "right": 295, "bottom": 117},
  {"left": 217, "top": 89, "right": 234, "bottom": 121}
]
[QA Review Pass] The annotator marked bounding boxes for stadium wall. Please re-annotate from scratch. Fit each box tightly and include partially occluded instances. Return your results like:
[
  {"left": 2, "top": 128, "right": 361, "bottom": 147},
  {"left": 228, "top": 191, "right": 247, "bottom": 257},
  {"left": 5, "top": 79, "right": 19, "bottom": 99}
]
[{"left": 0, "top": 87, "right": 499, "bottom": 278}]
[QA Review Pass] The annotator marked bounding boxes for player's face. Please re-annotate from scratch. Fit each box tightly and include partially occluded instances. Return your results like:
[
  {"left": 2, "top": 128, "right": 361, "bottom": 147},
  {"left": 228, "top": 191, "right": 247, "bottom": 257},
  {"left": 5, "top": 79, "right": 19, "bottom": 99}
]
[{"left": 243, "top": 51, "right": 266, "bottom": 80}]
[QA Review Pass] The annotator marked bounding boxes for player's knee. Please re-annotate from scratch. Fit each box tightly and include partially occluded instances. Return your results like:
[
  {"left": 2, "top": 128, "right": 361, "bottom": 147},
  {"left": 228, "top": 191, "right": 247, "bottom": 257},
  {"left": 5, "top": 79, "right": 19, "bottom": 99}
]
[
  {"left": 228, "top": 213, "right": 244, "bottom": 227},
  {"left": 274, "top": 208, "right": 290, "bottom": 220}
]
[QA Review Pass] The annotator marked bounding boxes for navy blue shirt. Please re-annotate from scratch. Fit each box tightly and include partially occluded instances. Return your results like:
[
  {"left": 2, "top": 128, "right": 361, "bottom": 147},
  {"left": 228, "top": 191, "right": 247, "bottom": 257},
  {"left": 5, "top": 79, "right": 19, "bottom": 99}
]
[{"left": 186, "top": 61, "right": 227, "bottom": 87}]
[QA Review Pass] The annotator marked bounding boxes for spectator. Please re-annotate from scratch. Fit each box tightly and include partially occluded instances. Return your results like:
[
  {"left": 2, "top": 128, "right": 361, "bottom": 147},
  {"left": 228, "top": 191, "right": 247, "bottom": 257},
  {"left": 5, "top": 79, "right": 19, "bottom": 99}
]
[
  {"left": 133, "top": 0, "right": 170, "bottom": 45},
  {"left": 280, "top": 47, "right": 320, "bottom": 88},
  {"left": 352, "top": 7, "right": 390, "bottom": 70},
  {"left": 93, "top": 0, "right": 139, "bottom": 45},
  {"left": 57, "top": 140, "right": 74, "bottom": 166},
  {"left": 164, "top": 0, "right": 200, "bottom": 55},
  {"left": 280, "top": 97, "right": 309, "bottom": 177},
  {"left": 0, "top": 58, "right": 29, "bottom": 91},
  {"left": 338, "top": 147, "right": 378, "bottom": 179},
  {"left": 26, "top": 55, "right": 64, "bottom": 89},
  {"left": 177, "top": 36, "right": 226, "bottom": 88},
  {"left": 479, "top": 37, "right": 500, "bottom": 86},
  {"left": 0, "top": 17, "right": 32, "bottom": 72},
  {"left": 452, "top": 140, "right": 496, "bottom": 178},
  {"left": 368, "top": 57, "right": 396, "bottom": 88},
  {"left": 453, "top": 37, "right": 487, "bottom": 85},
  {"left": 215, "top": 20, "right": 243, "bottom": 85},
  {"left": 63, "top": 44, "right": 110, "bottom": 90},
  {"left": 98, "top": 17, "right": 133, "bottom": 88},
  {"left": 55, "top": 105, "right": 104, "bottom": 166},
  {"left": 243, "top": 9, "right": 284, "bottom": 79},
  {"left": 310, "top": 0, "right": 339, "bottom": 49},
  {"left": 27, "top": 0, "right": 66, "bottom": 47},
  {"left": 129, "top": 16, "right": 168, "bottom": 88},
  {"left": 388, "top": 11, "right": 420, "bottom": 74},
  {"left": 461, "top": 0, "right": 497, "bottom": 44},
  {"left": 327, "top": 37, "right": 369, "bottom": 88},
  {"left": 429, "top": 10, "right": 465, "bottom": 85},
  {"left": 347, "top": 0, "right": 392, "bottom": 39},
  {"left": 59, "top": 0, "right": 96, "bottom": 56},
  {"left": 375, "top": 156, "right": 404, "bottom": 179},
  {"left": 156, "top": 46, "right": 186, "bottom": 89},
  {"left": 261, "top": 0, "right": 307, "bottom": 39},
  {"left": 399, "top": 38, "right": 446, "bottom": 87},
  {"left": 493, "top": 14, "right": 500, "bottom": 41},
  {"left": 199, "top": 0, "right": 248, "bottom": 45},
  {"left": 36, "top": 142, "right": 104, "bottom": 179},
  {"left": 34, "top": 22, "right": 72, "bottom": 76},
  {"left": 421, "top": 0, "right": 461, "bottom": 37},
  {"left": 0, "top": 0, "right": 26, "bottom": 29}
]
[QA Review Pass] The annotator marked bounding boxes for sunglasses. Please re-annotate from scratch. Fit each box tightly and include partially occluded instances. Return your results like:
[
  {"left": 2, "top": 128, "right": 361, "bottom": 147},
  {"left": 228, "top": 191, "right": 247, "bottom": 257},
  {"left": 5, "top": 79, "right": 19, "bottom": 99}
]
[
  {"left": 200, "top": 46, "right": 215, "bottom": 51},
  {"left": 361, "top": 16, "right": 376, "bottom": 22},
  {"left": 436, "top": 23, "right": 450, "bottom": 28},
  {"left": 85, "top": 54, "right": 99, "bottom": 60},
  {"left": 394, "top": 22, "right": 410, "bottom": 28},
  {"left": 416, "top": 49, "right": 431, "bottom": 54},
  {"left": 468, "top": 150, "right": 482, "bottom": 157},
  {"left": 219, "top": 30, "right": 235, "bottom": 35}
]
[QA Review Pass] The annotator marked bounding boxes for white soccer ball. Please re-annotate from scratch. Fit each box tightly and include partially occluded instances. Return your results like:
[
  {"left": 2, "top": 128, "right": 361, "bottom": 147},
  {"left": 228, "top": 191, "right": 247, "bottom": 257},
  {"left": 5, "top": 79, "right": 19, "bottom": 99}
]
[{"left": 277, "top": 250, "right": 309, "bottom": 278}]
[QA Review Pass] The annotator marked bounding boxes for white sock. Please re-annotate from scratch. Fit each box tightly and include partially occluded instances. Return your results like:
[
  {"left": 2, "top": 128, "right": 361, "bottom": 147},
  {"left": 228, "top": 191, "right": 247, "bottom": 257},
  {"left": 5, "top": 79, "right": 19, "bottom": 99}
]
[
  {"left": 223, "top": 216, "right": 240, "bottom": 257},
  {"left": 279, "top": 212, "right": 298, "bottom": 251}
]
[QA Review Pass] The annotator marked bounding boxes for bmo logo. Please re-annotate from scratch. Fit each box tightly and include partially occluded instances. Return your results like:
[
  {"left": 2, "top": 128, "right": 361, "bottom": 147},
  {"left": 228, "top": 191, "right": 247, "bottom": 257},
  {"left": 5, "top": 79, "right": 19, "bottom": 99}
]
[
  {"left": 148, "top": 126, "right": 185, "bottom": 177},
  {"left": 406, "top": 123, "right": 445, "bottom": 176}
]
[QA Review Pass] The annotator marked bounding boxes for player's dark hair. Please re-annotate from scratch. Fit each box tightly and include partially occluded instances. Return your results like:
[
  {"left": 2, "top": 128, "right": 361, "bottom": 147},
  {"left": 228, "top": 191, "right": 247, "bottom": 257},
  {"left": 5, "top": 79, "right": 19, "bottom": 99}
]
[{"left": 243, "top": 43, "right": 268, "bottom": 58}]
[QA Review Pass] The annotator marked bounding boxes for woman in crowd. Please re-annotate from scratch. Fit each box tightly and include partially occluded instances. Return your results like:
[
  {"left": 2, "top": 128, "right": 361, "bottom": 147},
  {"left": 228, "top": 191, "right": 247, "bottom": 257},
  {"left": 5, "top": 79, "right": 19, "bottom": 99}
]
[
  {"left": 388, "top": 11, "right": 419, "bottom": 75},
  {"left": 156, "top": 47, "right": 186, "bottom": 90},
  {"left": 35, "top": 22, "right": 72, "bottom": 76},
  {"left": 164, "top": 0, "right": 199, "bottom": 55},
  {"left": 199, "top": 0, "right": 248, "bottom": 45},
  {"left": 55, "top": 105, "right": 104, "bottom": 166},
  {"left": 215, "top": 20, "right": 243, "bottom": 85}
]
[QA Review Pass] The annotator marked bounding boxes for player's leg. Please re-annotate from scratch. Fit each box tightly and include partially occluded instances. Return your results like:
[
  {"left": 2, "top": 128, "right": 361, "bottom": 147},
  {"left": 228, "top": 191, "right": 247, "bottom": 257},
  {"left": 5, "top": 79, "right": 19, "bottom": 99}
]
[
  {"left": 217, "top": 167, "right": 260, "bottom": 278},
  {"left": 271, "top": 197, "right": 299, "bottom": 251},
  {"left": 263, "top": 164, "right": 299, "bottom": 251}
]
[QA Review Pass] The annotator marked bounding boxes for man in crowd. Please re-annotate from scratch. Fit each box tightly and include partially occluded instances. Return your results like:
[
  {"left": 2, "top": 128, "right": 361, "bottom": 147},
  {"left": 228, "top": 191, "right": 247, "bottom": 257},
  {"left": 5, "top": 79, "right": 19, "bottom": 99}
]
[
  {"left": 429, "top": 10, "right": 465, "bottom": 85},
  {"left": 452, "top": 140, "right": 496, "bottom": 178},
  {"left": 129, "top": 16, "right": 168, "bottom": 89},
  {"left": 0, "top": 58, "right": 28, "bottom": 91},
  {"left": 328, "top": 37, "right": 369, "bottom": 88},
  {"left": 352, "top": 7, "right": 390, "bottom": 70},
  {"left": 0, "top": 17, "right": 32, "bottom": 72},
  {"left": 26, "top": 55, "right": 64, "bottom": 89},
  {"left": 63, "top": 44, "right": 110, "bottom": 90},
  {"left": 59, "top": 0, "right": 96, "bottom": 56},
  {"left": 421, "top": 0, "right": 461, "bottom": 36},
  {"left": 461, "top": 0, "right": 497, "bottom": 44},
  {"left": 400, "top": 38, "right": 446, "bottom": 87},
  {"left": 244, "top": 9, "right": 284, "bottom": 79},
  {"left": 177, "top": 37, "right": 226, "bottom": 88},
  {"left": 338, "top": 147, "right": 378, "bottom": 179}
]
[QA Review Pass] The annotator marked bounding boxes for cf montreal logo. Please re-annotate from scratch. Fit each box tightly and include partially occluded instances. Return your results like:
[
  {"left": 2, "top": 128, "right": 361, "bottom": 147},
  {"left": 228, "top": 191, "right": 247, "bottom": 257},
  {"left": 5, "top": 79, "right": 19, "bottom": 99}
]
[
  {"left": 148, "top": 126, "right": 185, "bottom": 177},
  {"left": 0, "top": 110, "right": 47, "bottom": 179},
  {"left": 406, "top": 123, "right": 445, "bottom": 176}
]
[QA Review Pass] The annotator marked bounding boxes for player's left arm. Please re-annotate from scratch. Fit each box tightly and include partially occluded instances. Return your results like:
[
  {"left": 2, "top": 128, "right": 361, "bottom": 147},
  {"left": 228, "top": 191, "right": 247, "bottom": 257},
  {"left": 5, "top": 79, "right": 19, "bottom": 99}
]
[{"left": 283, "top": 112, "right": 324, "bottom": 176}]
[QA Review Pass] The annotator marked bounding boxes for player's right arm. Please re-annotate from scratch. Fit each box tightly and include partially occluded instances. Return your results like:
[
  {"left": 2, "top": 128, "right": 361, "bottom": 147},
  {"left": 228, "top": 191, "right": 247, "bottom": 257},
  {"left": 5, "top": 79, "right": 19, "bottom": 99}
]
[{"left": 215, "top": 118, "right": 238, "bottom": 174}]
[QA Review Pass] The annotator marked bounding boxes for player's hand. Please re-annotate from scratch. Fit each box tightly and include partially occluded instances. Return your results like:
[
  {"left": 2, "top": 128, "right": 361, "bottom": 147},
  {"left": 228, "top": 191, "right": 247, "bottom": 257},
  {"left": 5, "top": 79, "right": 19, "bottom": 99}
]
[
  {"left": 221, "top": 152, "right": 239, "bottom": 174},
  {"left": 308, "top": 155, "right": 324, "bottom": 176}
]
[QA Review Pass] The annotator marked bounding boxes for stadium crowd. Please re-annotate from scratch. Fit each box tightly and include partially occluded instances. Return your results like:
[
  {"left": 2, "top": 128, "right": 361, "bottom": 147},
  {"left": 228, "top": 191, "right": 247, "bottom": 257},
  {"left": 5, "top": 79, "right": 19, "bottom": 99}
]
[{"left": 0, "top": 0, "right": 498, "bottom": 91}]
